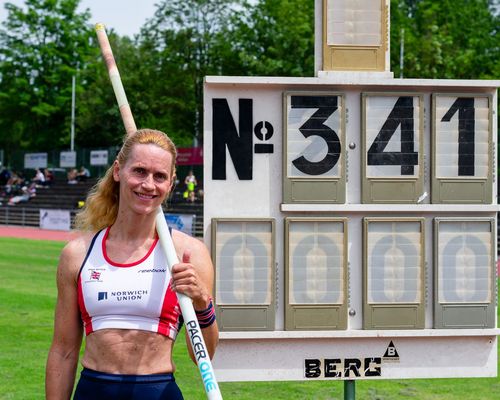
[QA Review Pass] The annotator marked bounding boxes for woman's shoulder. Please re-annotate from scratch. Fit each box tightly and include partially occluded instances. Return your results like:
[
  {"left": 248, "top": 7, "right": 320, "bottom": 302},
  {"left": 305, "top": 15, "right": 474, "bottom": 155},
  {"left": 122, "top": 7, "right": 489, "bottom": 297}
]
[
  {"left": 171, "top": 229, "right": 209, "bottom": 255},
  {"left": 56, "top": 232, "right": 97, "bottom": 283},
  {"left": 60, "top": 232, "right": 97, "bottom": 267}
]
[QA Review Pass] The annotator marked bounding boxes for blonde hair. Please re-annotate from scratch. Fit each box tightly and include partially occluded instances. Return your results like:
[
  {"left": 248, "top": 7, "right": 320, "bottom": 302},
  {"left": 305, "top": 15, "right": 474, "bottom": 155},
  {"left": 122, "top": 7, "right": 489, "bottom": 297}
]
[{"left": 75, "top": 129, "right": 177, "bottom": 232}]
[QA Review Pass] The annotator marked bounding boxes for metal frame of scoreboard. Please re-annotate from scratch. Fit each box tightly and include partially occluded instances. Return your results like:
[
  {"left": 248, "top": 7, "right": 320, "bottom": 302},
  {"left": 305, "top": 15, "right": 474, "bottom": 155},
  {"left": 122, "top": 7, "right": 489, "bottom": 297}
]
[{"left": 203, "top": 0, "right": 500, "bottom": 383}]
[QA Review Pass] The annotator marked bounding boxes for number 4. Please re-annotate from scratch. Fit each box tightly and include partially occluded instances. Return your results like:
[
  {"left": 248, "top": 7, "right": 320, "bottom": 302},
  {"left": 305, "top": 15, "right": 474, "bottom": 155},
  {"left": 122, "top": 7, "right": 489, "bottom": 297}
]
[{"left": 367, "top": 96, "right": 418, "bottom": 176}]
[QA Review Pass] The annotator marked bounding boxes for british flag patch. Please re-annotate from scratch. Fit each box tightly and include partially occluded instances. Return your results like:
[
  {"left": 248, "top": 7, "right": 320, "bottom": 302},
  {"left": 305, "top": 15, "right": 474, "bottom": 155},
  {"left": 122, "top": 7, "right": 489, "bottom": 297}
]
[{"left": 90, "top": 270, "right": 101, "bottom": 280}]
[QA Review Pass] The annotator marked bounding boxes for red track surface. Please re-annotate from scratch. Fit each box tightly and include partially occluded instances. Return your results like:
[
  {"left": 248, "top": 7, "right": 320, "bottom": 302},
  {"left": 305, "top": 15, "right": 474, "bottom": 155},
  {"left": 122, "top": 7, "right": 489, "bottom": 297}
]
[{"left": 0, "top": 225, "right": 76, "bottom": 242}]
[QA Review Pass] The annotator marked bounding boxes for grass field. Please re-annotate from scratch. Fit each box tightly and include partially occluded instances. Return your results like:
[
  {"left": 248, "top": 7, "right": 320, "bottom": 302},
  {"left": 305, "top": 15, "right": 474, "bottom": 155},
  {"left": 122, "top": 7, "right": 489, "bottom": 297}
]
[{"left": 0, "top": 237, "right": 499, "bottom": 399}]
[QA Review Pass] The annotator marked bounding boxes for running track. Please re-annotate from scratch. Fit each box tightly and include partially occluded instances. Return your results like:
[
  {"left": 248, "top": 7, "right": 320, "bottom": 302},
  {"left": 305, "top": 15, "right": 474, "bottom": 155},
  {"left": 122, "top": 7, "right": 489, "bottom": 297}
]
[
  {"left": 0, "top": 225, "right": 499, "bottom": 275},
  {"left": 0, "top": 225, "right": 75, "bottom": 242}
]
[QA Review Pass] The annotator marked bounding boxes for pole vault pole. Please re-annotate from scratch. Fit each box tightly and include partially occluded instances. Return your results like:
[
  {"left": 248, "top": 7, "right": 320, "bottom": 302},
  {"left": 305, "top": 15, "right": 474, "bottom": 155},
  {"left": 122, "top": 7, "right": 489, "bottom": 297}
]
[{"left": 94, "top": 23, "right": 223, "bottom": 400}]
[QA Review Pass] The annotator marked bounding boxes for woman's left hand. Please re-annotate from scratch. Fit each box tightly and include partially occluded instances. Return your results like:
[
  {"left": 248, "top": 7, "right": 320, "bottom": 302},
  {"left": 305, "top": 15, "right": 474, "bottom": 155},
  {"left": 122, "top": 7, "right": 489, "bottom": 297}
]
[{"left": 171, "top": 250, "right": 211, "bottom": 310}]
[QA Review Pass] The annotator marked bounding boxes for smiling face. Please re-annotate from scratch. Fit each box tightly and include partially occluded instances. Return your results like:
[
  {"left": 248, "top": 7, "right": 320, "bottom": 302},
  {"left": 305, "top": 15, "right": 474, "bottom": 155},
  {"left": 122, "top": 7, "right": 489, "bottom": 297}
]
[{"left": 113, "top": 143, "right": 174, "bottom": 216}]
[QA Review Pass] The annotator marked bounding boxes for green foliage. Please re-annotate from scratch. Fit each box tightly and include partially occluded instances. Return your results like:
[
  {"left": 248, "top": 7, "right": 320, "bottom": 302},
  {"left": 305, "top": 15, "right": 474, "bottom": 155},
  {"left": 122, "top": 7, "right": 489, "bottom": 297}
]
[
  {"left": 0, "top": 0, "right": 498, "bottom": 156},
  {"left": 76, "top": 33, "right": 140, "bottom": 147},
  {"left": 229, "top": 0, "right": 315, "bottom": 77},
  {"left": 137, "top": 0, "right": 245, "bottom": 145},
  {"left": 0, "top": 0, "right": 93, "bottom": 153},
  {"left": 391, "top": 0, "right": 500, "bottom": 79}
]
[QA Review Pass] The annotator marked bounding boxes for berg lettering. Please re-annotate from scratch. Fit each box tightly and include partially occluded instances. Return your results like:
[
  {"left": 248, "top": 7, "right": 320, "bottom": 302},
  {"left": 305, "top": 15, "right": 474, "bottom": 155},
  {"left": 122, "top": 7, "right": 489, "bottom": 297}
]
[{"left": 305, "top": 357, "right": 382, "bottom": 379}]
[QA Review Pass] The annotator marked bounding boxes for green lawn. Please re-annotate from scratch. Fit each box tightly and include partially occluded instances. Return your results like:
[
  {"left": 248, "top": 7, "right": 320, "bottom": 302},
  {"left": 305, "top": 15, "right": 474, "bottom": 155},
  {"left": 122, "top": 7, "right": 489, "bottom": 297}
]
[{"left": 0, "top": 237, "right": 499, "bottom": 399}]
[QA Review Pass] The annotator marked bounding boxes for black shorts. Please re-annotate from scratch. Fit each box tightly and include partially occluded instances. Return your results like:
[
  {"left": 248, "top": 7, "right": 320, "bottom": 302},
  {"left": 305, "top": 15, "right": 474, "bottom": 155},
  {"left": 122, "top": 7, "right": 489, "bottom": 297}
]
[{"left": 73, "top": 368, "right": 184, "bottom": 400}]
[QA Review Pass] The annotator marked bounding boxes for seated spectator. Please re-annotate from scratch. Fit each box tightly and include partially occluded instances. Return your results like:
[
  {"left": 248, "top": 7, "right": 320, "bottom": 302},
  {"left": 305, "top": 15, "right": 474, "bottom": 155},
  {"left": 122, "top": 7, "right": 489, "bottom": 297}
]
[
  {"left": 67, "top": 168, "right": 78, "bottom": 184},
  {"left": 186, "top": 190, "right": 197, "bottom": 203},
  {"left": 43, "top": 168, "right": 54, "bottom": 186},
  {"left": 4, "top": 171, "right": 23, "bottom": 195},
  {"left": 196, "top": 189, "right": 204, "bottom": 201},
  {"left": 76, "top": 166, "right": 91, "bottom": 182},
  {"left": 33, "top": 168, "right": 45, "bottom": 186},
  {"left": 8, "top": 183, "right": 36, "bottom": 205},
  {"left": 0, "top": 166, "right": 11, "bottom": 186}
]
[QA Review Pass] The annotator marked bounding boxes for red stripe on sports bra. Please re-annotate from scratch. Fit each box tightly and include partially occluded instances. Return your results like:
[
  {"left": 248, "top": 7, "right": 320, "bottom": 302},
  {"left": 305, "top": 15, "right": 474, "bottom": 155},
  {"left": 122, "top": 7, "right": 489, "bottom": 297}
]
[
  {"left": 77, "top": 275, "right": 93, "bottom": 335},
  {"left": 157, "top": 281, "right": 180, "bottom": 336},
  {"left": 102, "top": 226, "right": 159, "bottom": 267}
]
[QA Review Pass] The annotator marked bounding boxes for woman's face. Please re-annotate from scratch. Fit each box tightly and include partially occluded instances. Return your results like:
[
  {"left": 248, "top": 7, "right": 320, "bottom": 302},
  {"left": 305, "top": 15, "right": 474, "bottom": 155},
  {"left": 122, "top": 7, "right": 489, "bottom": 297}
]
[{"left": 113, "top": 143, "right": 174, "bottom": 216}]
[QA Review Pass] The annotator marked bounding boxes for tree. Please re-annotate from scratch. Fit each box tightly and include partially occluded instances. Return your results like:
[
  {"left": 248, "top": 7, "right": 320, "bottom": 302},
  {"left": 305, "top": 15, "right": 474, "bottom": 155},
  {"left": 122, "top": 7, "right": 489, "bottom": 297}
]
[
  {"left": 1, "top": 0, "right": 497, "bottom": 158},
  {"left": 229, "top": 0, "right": 315, "bottom": 77},
  {"left": 76, "top": 33, "right": 143, "bottom": 148},
  {"left": 391, "top": 0, "right": 500, "bottom": 79},
  {"left": 139, "top": 0, "right": 244, "bottom": 145},
  {"left": 0, "top": 0, "right": 93, "bottom": 154}
]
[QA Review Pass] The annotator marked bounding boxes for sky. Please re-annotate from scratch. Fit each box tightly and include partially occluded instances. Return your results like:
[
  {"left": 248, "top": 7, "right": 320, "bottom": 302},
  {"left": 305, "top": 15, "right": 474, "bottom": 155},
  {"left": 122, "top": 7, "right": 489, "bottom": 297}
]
[{"left": 0, "top": 0, "right": 159, "bottom": 37}]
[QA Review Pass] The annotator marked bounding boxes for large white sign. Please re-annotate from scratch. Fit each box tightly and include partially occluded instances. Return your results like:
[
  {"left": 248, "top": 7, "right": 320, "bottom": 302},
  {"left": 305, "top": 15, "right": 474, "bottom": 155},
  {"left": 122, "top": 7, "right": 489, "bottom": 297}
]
[
  {"left": 60, "top": 151, "right": 76, "bottom": 168},
  {"left": 24, "top": 153, "right": 47, "bottom": 169},
  {"left": 90, "top": 150, "right": 109, "bottom": 166},
  {"left": 39, "top": 209, "right": 71, "bottom": 231},
  {"left": 204, "top": 75, "right": 500, "bottom": 382}
]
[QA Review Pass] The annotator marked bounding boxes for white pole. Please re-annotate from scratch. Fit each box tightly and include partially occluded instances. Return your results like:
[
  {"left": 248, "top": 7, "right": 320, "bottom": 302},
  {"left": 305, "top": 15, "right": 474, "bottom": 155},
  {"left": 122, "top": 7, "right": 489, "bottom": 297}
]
[
  {"left": 95, "top": 23, "right": 223, "bottom": 400},
  {"left": 155, "top": 208, "right": 222, "bottom": 399},
  {"left": 70, "top": 74, "right": 76, "bottom": 151},
  {"left": 400, "top": 28, "right": 405, "bottom": 79}
]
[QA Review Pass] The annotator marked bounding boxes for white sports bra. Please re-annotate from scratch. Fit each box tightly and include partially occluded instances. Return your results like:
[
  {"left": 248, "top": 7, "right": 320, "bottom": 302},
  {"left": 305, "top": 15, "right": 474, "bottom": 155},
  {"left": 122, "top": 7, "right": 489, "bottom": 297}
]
[{"left": 77, "top": 227, "right": 182, "bottom": 340}]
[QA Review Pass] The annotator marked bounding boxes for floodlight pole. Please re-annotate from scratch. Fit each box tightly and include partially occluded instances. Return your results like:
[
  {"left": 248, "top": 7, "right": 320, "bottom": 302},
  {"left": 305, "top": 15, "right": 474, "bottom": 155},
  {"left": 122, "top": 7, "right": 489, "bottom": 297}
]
[
  {"left": 344, "top": 380, "right": 355, "bottom": 400},
  {"left": 70, "top": 74, "right": 76, "bottom": 151},
  {"left": 400, "top": 28, "right": 405, "bottom": 79}
]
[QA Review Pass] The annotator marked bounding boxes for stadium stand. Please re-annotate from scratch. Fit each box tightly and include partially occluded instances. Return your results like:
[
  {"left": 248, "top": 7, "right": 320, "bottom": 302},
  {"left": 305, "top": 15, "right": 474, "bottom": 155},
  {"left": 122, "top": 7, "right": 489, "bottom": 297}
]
[{"left": 0, "top": 177, "right": 204, "bottom": 237}]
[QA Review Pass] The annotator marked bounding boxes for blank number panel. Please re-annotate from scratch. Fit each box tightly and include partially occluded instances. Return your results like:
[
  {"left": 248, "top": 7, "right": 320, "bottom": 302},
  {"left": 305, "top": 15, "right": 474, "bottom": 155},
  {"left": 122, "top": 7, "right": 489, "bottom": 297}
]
[
  {"left": 434, "top": 218, "right": 495, "bottom": 328},
  {"left": 212, "top": 219, "right": 275, "bottom": 331},
  {"left": 285, "top": 218, "right": 348, "bottom": 330},
  {"left": 322, "top": 0, "right": 386, "bottom": 71},
  {"left": 363, "top": 218, "right": 425, "bottom": 329}
]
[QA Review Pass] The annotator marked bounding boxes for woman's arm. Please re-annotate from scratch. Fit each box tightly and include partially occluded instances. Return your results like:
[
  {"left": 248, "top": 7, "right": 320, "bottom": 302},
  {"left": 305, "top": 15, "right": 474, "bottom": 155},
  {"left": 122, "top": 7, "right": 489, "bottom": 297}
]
[
  {"left": 45, "top": 239, "right": 86, "bottom": 400},
  {"left": 171, "top": 231, "right": 219, "bottom": 362}
]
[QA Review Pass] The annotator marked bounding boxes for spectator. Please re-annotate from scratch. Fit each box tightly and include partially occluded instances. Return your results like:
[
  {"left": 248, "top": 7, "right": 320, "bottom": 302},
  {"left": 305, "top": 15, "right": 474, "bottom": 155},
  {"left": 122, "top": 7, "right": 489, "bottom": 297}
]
[
  {"left": 76, "top": 166, "right": 91, "bottom": 182},
  {"left": 67, "top": 168, "right": 78, "bottom": 184},
  {"left": 186, "top": 190, "right": 197, "bottom": 203},
  {"left": 33, "top": 168, "right": 45, "bottom": 186},
  {"left": 0, "top": 167, "right": 11, "bottom": 186},
  {"left": 183, "top": 170, "right": 197, "bottom": 199},
  {"left": 43, "top": 168, "right": 54, "bottom": 186},
  {"left": 8, "top": 182, "right": 36, "bottom": 205},
  {"left": 5, "top": 171, "right": 23, "bottom": 195}
]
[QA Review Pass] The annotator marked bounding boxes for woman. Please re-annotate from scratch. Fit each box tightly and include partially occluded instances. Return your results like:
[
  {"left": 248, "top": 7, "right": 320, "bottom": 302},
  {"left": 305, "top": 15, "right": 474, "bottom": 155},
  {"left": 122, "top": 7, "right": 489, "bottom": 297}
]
[
  {"left": 33, "top": 168, "right": 45, "bottom": 185},
  {"left": 183, "top": 170, "right": 197, "bottom": 199},
  {"left": 45, "top": 129, "right": 218, "bottom": 399}
]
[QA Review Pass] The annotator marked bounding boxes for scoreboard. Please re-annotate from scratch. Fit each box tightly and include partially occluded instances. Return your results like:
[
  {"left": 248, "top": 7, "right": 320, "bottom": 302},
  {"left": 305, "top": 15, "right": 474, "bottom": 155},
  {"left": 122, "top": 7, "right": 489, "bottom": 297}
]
[
  {"left": 203, "top": 0, "right": 499, "bottom": 383},
  {"left": 203, "top": 76, "right": 499, "bottom": 382}
]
